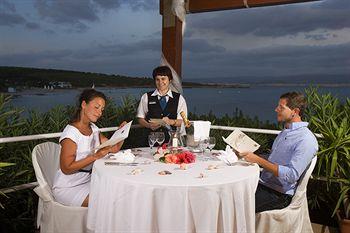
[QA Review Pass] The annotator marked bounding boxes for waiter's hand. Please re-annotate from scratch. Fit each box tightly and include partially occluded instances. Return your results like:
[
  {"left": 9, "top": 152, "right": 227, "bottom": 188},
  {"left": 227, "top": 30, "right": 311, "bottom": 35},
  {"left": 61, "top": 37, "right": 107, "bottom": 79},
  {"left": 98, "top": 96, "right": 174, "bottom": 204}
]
[
  {"left": 149, "top": 122, "right": 161, "bottom": 131},
  {"left": 162, "top": 117, "right": 173, "bottom": 126}
]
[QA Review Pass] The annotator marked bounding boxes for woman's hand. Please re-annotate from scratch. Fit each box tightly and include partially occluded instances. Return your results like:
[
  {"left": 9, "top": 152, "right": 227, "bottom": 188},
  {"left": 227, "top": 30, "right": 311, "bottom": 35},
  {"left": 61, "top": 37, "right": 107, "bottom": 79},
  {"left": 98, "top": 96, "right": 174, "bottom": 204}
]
[
  {"left": 94, "top": 146, "right": 112, "bottom": 159},
  {"left": 108, "top": 121, "right": 128, "bottom": 153},
  {"left": 118, "top": 121, "right": 128, "bottom": 128},
  {"left": 109, "top": 142, "right": 122, "bottom": 153}
]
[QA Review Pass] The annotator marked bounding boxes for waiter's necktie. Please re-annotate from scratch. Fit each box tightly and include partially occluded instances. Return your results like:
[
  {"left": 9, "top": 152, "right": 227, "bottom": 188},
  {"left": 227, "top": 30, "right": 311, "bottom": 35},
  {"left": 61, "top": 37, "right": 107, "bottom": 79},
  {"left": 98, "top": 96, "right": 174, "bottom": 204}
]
[{"left": 159, "top": 95, "right": 167, "bottom": 110}]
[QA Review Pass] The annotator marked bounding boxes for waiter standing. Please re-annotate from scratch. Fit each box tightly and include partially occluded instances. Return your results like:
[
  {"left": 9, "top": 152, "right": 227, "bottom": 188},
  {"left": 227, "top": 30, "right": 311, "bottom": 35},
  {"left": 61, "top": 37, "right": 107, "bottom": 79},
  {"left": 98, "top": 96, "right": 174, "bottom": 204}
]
[{"left": 137, "top": 66, "right": 188, "bottom": 143}]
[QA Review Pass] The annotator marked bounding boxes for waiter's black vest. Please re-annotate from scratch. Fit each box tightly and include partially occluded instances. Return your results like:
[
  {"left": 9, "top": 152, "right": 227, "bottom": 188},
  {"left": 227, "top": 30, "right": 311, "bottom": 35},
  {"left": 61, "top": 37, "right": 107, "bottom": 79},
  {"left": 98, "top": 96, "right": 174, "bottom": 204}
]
[{"left": 145, "top": 91, "right": 180, "bottom": 143}]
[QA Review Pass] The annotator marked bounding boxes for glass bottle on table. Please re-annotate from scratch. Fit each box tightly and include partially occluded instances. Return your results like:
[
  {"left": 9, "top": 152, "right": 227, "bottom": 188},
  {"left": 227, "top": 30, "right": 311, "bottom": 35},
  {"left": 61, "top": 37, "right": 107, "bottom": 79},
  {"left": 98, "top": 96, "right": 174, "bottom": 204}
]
[
  {"left": 180, "top": 111, "right": 193, "bottom": 134},
  {"left": 168, "top": 128, "right": 183, "bottom": 152},
  {"left": 180, "top": 111, "right": 198, "bottom": 149},
  {"left": 170, "top": 131, "right": 179, "bottom": 148}
]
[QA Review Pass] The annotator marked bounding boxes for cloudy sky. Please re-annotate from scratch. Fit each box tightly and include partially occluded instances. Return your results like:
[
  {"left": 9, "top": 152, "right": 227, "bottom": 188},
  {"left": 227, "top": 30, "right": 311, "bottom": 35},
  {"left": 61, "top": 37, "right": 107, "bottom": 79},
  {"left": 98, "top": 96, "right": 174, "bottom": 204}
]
[{"left": 0, "top": 0, "right": 349, "bottom": 81}]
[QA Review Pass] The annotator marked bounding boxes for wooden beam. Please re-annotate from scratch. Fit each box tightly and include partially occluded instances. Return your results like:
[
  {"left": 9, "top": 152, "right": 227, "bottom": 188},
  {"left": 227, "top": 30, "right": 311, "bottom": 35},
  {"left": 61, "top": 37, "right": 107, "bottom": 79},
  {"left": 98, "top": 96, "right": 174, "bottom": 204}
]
[
  {"left": 160, "top": 0, "right": 183, "bottom": 78},
  {"left": 159, "top": 0, "right": 320, "bottom": 78},
  {"left": 188, "top": 0, "right": 321, "bottom": 13}
]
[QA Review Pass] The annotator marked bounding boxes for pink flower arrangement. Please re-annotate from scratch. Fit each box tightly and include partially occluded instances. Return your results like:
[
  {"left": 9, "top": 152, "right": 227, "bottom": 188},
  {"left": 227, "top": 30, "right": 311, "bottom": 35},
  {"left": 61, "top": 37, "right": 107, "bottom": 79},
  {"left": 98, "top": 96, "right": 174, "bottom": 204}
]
[{"left": 154, "top": 144, "right": 196, "bottom": 164}]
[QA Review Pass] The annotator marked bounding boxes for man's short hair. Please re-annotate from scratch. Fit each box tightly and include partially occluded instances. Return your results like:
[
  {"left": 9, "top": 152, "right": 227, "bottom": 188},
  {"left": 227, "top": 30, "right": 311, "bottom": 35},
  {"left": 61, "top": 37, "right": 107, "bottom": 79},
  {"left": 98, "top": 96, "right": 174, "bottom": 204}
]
[
  {"left": 280, "top": 92, "right": 307, "bottom": 117},
  {"left": 152, "top": 66, "right": 173, "bottom": 80}
]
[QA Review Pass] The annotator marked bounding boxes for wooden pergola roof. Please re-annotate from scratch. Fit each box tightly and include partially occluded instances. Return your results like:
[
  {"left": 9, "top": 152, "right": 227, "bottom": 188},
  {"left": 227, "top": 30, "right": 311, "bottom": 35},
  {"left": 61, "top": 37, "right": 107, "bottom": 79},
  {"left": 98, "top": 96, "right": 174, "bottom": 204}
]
[{"left": 160, "top": 0, "right": 320, "bottom": 78}]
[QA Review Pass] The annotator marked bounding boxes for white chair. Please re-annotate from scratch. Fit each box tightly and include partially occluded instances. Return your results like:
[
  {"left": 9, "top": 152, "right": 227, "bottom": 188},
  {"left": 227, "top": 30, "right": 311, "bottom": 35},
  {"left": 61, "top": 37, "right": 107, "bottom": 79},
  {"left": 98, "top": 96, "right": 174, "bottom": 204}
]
[
  {"left": 32, "top": 142, "right": 88, "bottom": 233},
  {"left": 256, "top": 156, "right": 317, "bottom": 233}
]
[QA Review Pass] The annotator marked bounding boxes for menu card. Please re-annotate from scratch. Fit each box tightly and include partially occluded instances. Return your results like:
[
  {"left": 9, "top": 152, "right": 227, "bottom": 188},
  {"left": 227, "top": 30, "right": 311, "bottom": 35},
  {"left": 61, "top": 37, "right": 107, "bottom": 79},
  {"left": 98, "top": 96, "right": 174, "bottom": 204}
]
[
  {"left": 94, "top": 121, "right": 132, "bottom": 150},
  {"left": 222, "top": 129, "right": 260, "bottom": 153}
]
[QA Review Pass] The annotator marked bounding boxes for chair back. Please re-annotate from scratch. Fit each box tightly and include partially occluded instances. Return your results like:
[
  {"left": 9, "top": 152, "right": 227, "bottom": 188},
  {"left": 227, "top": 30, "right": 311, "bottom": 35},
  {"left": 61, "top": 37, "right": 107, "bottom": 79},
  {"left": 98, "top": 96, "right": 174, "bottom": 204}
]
[
  {"left": 32, "top": 142, "right": 61, "bottom": 189},
  {"left": 255, "top": 156, "right": 317, "bottom": 233},
  {"left": 295, "top": 155, "right": 317, "bottom": 195}
]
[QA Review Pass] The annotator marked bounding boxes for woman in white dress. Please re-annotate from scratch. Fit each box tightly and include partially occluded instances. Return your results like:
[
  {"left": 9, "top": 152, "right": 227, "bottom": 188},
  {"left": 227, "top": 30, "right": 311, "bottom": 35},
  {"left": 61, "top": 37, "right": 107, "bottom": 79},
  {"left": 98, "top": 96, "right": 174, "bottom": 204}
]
[{"left": 52, "top": 89, "right": 126, "bottom": 207}]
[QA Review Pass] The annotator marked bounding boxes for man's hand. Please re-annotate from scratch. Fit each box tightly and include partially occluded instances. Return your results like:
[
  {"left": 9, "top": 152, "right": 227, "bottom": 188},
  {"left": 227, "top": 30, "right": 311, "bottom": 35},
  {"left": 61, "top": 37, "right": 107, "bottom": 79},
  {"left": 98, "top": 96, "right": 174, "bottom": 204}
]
[
  {"left": 240, "top": 151, "right": 279, "bottom": 177},
  {"left": 239, "top": 152, "right": 259, "bottom": 163}
]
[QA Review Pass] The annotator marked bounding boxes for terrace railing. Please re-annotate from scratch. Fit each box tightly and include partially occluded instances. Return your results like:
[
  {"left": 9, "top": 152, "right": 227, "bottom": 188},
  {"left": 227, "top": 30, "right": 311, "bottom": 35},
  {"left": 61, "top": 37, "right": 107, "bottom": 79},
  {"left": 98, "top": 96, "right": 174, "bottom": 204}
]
[{"left": 0, "top": 124, "right": 323, "bottom": 194}]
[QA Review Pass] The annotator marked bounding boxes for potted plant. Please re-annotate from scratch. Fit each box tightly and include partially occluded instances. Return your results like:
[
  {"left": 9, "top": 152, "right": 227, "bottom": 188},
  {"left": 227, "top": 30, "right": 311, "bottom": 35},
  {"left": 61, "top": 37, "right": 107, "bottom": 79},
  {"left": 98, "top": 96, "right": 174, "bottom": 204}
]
[
  {"left": 305, "top": 88, "right": 350, "bottom": 233},
  {"left": 332, "top": 139, "right": 350, "bottom": 233},
  {"left": 334, "top": 177, "right": 350, "bottom": 233}
]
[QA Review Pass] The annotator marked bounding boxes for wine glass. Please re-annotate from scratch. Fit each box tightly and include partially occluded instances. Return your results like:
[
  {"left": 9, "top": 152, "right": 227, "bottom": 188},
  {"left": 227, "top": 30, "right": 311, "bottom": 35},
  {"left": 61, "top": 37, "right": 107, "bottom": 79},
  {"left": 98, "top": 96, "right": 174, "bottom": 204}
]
[
  {"left": 199, "top": 137, "right": 209, "bottom": 160},
  {"left": 148, "top": 133, "right": 156, "bottom": 150},
  {"left": 208, "top": 137, "right": 216, "bottom": 152},
  {"left": 156, "top": 132, "right": 165, "bottom": 146}
]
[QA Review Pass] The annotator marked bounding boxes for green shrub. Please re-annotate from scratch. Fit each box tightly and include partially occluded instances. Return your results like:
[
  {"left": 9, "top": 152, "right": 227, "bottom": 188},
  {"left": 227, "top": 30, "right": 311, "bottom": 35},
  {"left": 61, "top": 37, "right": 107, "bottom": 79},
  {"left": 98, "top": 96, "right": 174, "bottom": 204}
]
[{"left": 305, "top": 87, "right": 350, "bottom": 219}]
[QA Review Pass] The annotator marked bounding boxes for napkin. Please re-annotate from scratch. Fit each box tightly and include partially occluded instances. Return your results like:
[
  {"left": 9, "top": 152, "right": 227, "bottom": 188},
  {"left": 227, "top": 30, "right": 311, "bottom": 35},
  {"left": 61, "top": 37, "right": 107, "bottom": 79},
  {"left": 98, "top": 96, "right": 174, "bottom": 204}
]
[
  {"left": 217, "top": 145, "right": 238, "bottom": 164},
  {"left": 193, "top": 121, "right": 211, "bottom": 141},
  {"left": 109, "top": 149, "right": 135, "bottom": 163}
]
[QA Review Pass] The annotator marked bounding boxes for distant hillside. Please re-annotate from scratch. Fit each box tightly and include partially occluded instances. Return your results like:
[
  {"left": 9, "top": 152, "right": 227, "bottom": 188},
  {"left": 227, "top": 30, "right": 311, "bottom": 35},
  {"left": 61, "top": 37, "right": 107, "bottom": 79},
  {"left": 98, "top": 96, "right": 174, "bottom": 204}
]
[
  {"left": 0, "top": 66, "right": 201, "bottom": 90},
  {"left": 0, "top": 66, "right": 155, "bottom": 89}
]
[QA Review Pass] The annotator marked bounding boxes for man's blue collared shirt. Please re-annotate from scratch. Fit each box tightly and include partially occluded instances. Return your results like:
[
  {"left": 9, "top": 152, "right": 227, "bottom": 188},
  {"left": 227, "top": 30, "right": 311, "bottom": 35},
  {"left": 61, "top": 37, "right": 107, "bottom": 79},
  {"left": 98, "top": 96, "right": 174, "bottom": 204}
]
[{"left": 260, "top": 122, "right": 318, "bottom": 195}]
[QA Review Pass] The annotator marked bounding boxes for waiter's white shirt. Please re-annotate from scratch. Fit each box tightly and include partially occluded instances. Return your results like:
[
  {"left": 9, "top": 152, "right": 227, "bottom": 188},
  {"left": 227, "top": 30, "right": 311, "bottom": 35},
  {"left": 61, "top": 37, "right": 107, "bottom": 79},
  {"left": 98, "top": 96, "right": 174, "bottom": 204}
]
[{"left": 136, "top": 89, "right": 187, "bottom": 120}]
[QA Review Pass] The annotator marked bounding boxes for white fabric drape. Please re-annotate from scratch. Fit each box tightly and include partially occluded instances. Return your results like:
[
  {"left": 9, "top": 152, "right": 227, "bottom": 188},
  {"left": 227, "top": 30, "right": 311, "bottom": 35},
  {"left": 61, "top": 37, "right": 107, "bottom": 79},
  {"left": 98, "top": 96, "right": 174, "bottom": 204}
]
[
  {"left": 243, "top": 0, "right": 250, "bottom": 8},
  {"left": 172, "top": 0, "right": 186, "bottom": 33},
  {"left": 160, "top": 0, "right": 187, "bottom": 94},
  {"left": 160, "top": 53, "right": 183, "bottom": 94}
]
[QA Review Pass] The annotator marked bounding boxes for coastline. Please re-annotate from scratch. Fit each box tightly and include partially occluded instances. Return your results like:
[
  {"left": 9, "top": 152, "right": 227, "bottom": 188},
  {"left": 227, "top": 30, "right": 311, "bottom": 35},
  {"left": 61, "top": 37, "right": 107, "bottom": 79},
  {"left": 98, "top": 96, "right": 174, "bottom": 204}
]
[
  {"left": 2, "top": 82, "right": 350, "bottom": 97},
  {"left": 254, "top": 83, "right": 350, "bottom": 87},
  {"left": 3, "top": 83, "right": 348, "bottom": 95}
]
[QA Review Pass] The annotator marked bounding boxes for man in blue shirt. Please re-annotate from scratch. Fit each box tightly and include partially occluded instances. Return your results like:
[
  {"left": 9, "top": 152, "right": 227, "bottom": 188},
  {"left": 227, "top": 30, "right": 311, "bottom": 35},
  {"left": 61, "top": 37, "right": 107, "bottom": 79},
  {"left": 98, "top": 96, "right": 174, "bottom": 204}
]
[{"left": 240, "top": 92, "right": 318, "bottom": 213}]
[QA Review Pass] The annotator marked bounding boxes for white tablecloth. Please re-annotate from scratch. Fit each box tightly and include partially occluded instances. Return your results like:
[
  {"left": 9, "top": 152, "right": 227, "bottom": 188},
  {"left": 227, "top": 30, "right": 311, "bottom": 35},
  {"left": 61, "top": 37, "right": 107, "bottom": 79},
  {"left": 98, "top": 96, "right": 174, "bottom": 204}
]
[{"left": 87, "top": 148, "right": 260, "bottom": 233}]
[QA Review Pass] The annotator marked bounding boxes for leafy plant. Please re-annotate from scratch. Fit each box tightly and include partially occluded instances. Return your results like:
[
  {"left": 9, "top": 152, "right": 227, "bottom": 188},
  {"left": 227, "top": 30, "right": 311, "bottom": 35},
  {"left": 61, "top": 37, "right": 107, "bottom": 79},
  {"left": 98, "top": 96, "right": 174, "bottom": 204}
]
[
  {"left": 0, "top": 94, "right": 24, "bottom": 138},
  {"left": 0, "top": 162, "right": 15, "bottom": 209},
  {"left": 305, "top": 87, "right": 350, "bottom": 219},
  {"left": 0, "top": 94, "right": 21, "bottom": 209}
]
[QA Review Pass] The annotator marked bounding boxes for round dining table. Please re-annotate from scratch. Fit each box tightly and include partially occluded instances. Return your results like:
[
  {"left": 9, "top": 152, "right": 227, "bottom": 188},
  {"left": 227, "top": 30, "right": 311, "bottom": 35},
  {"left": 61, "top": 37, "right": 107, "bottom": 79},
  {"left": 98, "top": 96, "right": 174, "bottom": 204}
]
[{"left": 87, "top": 147, "right": 260, "bottom": 233}]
